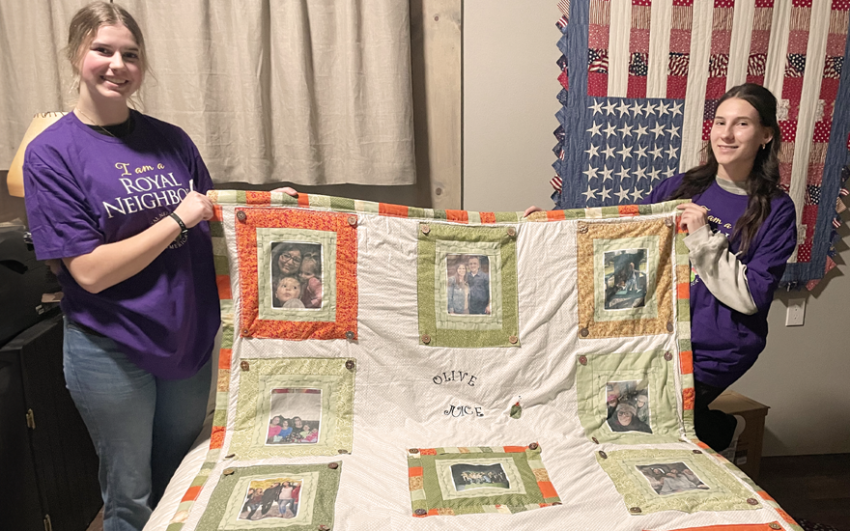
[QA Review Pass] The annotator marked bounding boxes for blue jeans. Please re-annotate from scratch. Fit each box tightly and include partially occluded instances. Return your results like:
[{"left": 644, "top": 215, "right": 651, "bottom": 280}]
[{"left": 63, "top": 319, "right": 212, "bottom": 531}]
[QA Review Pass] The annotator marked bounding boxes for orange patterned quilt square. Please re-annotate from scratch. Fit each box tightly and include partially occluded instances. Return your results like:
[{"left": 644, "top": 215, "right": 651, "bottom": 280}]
[
  {"left": 576, "top": 219, "right": 674, "bottom": 339},
  {"left": 236, "top": 207, "right": 358, "bottom": 340}
]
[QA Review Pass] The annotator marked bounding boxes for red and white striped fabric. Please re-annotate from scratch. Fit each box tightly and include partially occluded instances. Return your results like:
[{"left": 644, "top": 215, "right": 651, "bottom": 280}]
[{"left": 556, "top": 0, "right": 850, "bottom": 286}]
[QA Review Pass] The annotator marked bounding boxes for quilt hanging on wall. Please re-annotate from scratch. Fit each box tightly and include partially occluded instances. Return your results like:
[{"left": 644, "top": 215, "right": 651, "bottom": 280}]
[
  {"left": 551, "top": 0, "right": 850, "bottom": 288},
  {"left": 160, "top": 190, "right": 802, "bottom": 531}
]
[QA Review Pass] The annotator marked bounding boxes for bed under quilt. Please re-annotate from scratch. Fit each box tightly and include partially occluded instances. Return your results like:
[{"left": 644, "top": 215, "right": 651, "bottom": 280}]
[{"left": 147, "top": 191, "right": 799, "bottom": 531}]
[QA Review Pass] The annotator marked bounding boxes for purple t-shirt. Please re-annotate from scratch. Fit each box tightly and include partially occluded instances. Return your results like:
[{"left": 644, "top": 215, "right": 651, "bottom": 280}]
[
  {"left": 645, "top": 175, "right": 797, "bottom": 387},
  {"left": 23, "top": 111, "right": 221, "bottom": 379}
]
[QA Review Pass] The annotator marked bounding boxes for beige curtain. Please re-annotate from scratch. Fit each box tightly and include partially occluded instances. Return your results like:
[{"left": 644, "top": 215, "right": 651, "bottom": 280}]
[{"left": 1, "top": 0, "right": 416, "bottom": 187}]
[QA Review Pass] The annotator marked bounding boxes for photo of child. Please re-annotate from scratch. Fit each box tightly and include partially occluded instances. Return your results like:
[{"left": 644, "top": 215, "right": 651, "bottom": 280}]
[
  {"left": 273, "top": 276, "right": 305, "bottom": 309},
  {"left": 266, "top": 388, "right": 322, "bottom": 445},
  {"left": 449, "top": 463, "right": 510, "bottom": 492},
  {"left": 298, "top": 251, "right": 323, "bottom": 309},
  {"left": 603, "top": 249, "right": 648, "bottom": 310},
  {"left": 637, "top": 463, "right": 710, "bottom": 496},
  {"left": 271, "top": 241, "right": 323, "bottom": 309},
  {"left": 238, "top": 477, "right": 304, "bottom": 520}
]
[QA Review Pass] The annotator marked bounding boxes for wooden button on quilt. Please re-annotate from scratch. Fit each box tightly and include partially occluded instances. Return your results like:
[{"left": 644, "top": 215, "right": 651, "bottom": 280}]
[
  {"left": 666, "top": 321, "right": 674, "bottom": 332},
  {"left": 241, "top": 328, "right": 250, "bottom": 336},
  {"left": 421, "top": 224, "right": 430, "bottom": 235},
  {"left": 338, "top": 449, "right": 349, "bottom": 454},
  {"left": 591, "top": 437, "right": 599, "bottom": 444},
  {"left": 508, "top": 335, "right": 518, "bottom": 344},
  {"left": 746, "top": 498, "right": 759, "bottom": 506},
  {"left": 236, "top": 210, "right": 247, "bottom": 222},
  {"left": 328, "top": 462, "right": 339, "bottom": 470},
  {"left": 665, "top": 217, "right": 674, "bottom": 227},
  {"left": 347, "top": 215, "right": 358, "bottom": 227},
  {"left": 692, "top": 449, "right": 702, "bottom": 454},
  {"left": 345, "top": 331, "right": 355, "bottom": 340},
  {"left": 507, "top": 227, "right": 517, "bottom": 237},
  {"left": 664, "top": 351, "right": 673, "bottom": 361},
  {"left": 225, "top": 453, "right": 236, "bottom": 459},
  {"left": 345, "top": 360, "right": 355, "bottom": 370},
  {"left": 414, "top": 509, "right": 427, "bottom": 516},
  {"left": 629, "top": 507, "right": 642, "bottom": 514},
  {"left": 578, "top": 355, "right": 587, "bottom": 365},
  {"left": 409, "top": 448, "right": 420, "bottom": 454},
  {"left": 240, "top": 361, "right": 249, "bottom": 371},
  {"left": 223, "top": 468, "right": 236, "bottom": 476},
  {"left": 421, "top": 334, "right": 431, "bottom": 344},
  {"left": 598, "top": 451, "right": 607, "bottom": 459},
  {"left": 579, "top": 328, "right": 589, "bottom": 337},
  {"left": 528, "top": 442, "right": 539, "bottom": 450},
  {"left": 318, "top": 525, "right": 330, "bottom": 531},
  {"left": 769, "top": 524, "right": 782, "bottom": 530}
]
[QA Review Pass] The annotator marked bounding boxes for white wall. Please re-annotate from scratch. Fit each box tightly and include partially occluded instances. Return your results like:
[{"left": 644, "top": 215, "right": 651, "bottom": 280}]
[
  {"left": 463, "top": 0, "right": 560, "bottom": 212},
  {"left": 463, "top": 2, "right": 850, "bottom": 456}
]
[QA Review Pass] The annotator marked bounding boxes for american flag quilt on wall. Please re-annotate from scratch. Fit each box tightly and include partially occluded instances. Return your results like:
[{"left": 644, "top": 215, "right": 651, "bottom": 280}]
[{"left": 552, "top": 0, "right": 850, "bottom": 288}]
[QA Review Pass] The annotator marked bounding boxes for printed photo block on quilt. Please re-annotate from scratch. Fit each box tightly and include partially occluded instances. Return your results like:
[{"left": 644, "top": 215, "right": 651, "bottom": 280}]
[
  {"left": 227, "top": 358, "right": 355, "bottom": 458},
  {"left": 417, "top": 223, "right": 520, "bottom": 348},
  {"left": 235, "top": 208, "right": 357, "bottom": 340},
  {"left": 576, "top": 350, "right": 680, "bottom": 444},
  {"left": 195, "top": 463, "right": 341, "bottom": 531},
  {"left": 407, "top": 445, "right": 559, "bottom": 517},
  {"left": 577, "top": 218, "right": 675, "bottom": 339},
  {"left": 595, "top": 449, "right": 763, "bottom": 516}
]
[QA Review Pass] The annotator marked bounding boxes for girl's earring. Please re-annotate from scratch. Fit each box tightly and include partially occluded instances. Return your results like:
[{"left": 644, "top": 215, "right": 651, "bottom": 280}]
[{"left": 761, "top": 143, "right": 766, "bottom": 150}]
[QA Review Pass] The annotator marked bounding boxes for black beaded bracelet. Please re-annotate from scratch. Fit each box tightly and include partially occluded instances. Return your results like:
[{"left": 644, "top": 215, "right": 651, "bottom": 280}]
[{"left": 169, "top": 212, "right": 188, "bottom": 236}]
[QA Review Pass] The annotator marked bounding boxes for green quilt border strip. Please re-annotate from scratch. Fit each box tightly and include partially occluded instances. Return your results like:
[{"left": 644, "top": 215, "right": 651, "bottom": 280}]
[
  {"left": 408, "top": 446, "right": 559, "bottom": 516},
  {"left": 256, "top": 228, "right": 338, "bottom": 322},
  {"left": 595, "top": 448, "right": 762, "bottom": 516},
  {"left": 228, "top": 358, "right": 355, "bottom": 458},
  {"left": 592, "top": 235, "right": 661, "bottom": 322},
  {"left": 209, "top": 191, "right": 690, "bottom": 224},
  {"left": 417, "top": 224, "right": 519, "bottom": 348},
  {"left": 195, "top": 463, "right": 342, "bottom": 531},
  {"left": 576, "top": 350, "right": 680, "bottom": 444},
  {"left": 674, "top": 224, "right": 696, "bottom": 440}
]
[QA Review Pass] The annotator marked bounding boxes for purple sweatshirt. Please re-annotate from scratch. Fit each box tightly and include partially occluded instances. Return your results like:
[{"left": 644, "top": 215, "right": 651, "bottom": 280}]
[
  {"left": 645, "top": 175, "right": 797, "bottom": 387},
  {"left": 23, "top": 111, "right": 221, "bottom": 379}
]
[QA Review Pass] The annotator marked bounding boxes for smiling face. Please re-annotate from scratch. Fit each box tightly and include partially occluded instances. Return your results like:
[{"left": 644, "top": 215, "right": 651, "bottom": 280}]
[
  {"left": 77, "top": 24, "right": 143, "bottom": 113},
  {"left": 456, "top": 264, "right": 467, "bottom": 279},
  {"left": 468, "top": 257, "right": 480, "bottom": 275},
  {"left": 710, "top": 97, "right": 773, "bottom": 182},
  {"left": 278, "top": 248, "right": 303, "bottom": 275},
  {"left": 616, "top": 409, "right": 633, "bottom": 426}
]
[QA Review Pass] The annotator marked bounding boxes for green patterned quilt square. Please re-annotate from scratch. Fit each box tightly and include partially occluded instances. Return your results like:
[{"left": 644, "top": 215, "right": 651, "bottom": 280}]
[
  {"left": 595, "top": 449, "right": 762, "bottom": 515},
  {"left": 196, "top": 463, "right": 341, "bottom": 530},
  {"left": 408, "top": 446, "right": 559, "bottom": 516},
  {"left": 228, "top": 358, "right": 355, "bottom": 458},
  {"left": 575, "top": 350, "right": 680, "bottom": 444},
  {"left": 417, "top": 224, "right": 519, "bottom": 348}
]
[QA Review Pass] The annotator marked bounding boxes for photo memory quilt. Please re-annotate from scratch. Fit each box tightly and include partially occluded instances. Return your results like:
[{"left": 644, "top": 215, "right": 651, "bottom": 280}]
[{"left": 156, "top": 190, "right": 800, "bottom": 531}]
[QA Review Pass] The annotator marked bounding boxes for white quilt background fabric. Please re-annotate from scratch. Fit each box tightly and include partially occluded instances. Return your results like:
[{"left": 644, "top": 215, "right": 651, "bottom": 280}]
[{"left": 146, "top": 201, "right": 792, "bottom": 531}]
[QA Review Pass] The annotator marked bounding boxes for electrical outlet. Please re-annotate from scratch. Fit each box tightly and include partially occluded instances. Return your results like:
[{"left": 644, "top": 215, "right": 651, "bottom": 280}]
[{"left": 785, "top": 298, "right": 806, "bottom": 326}]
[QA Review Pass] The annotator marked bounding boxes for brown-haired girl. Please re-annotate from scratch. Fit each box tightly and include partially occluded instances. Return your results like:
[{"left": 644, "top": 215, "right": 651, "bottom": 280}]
[{"left": 23, "top": 3, "right": 220, "bottom": 529}]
